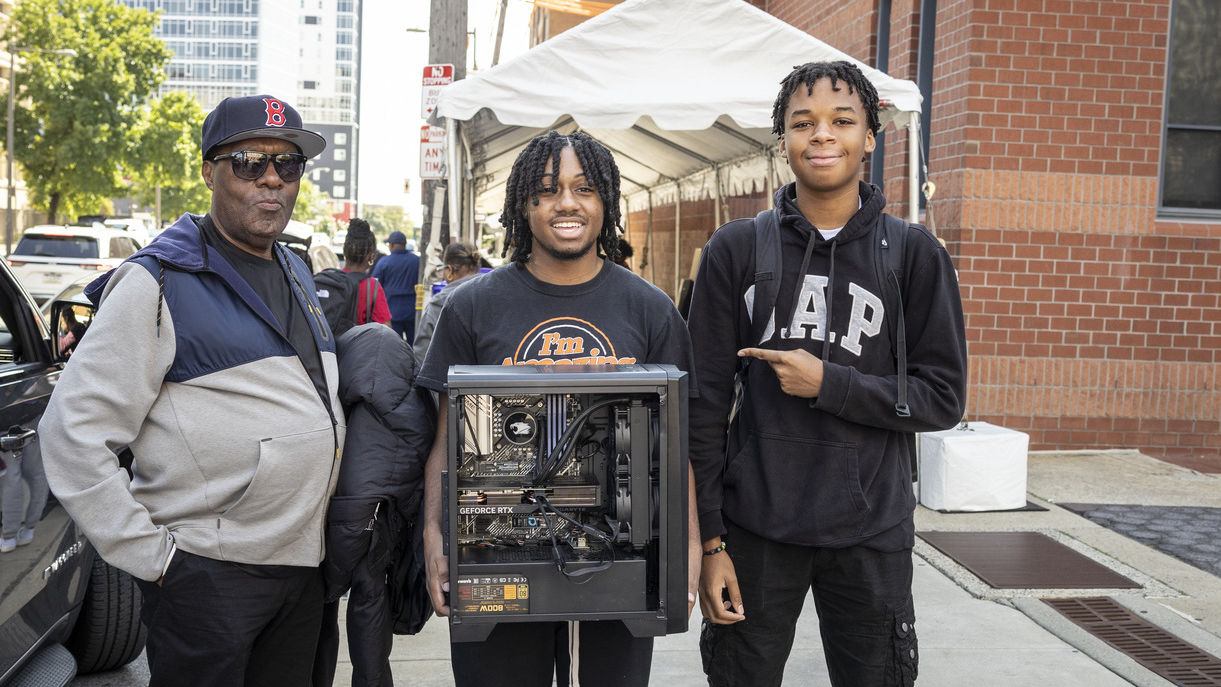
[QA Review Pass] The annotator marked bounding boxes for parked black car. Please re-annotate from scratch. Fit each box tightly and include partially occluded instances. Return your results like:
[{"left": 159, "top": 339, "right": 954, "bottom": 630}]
[{"left": 0, "top": 260, "right": 145, "bottom": 685}]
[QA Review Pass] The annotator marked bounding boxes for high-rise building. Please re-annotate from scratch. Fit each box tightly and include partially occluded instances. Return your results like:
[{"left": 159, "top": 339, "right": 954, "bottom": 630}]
[
  {"left": 295, "top": 0, "right": 361, "bottom": 224},
  {"left": 121, "top": 0, "right": 361, "bottom": 220}
]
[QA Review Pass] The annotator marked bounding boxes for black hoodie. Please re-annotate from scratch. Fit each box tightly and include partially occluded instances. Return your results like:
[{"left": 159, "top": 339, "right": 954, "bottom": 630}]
[{"left": 687, "top": 182, "right": 967, "bottom": 549}]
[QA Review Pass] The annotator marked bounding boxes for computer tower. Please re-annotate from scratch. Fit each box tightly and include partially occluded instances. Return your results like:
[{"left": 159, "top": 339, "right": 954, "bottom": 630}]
[{"left": 443, "top": 364, "right": 688, "bottom": 642}]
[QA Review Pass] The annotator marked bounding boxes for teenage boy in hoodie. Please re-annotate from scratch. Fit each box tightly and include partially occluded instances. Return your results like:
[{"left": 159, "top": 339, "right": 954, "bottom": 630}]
[
  {"left": 417, "top": 131, "right": 700, "bottom": 687},
  {"left": 40, "top": 95, "right": 342, "bottom": 687},
  {"left": 687, "top": 61, "right": 967, "bottom": 686}
]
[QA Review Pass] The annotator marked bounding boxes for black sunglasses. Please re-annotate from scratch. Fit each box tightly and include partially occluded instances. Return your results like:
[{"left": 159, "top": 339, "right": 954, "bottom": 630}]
[{"left": 211, "top": 151, "right": 307, "bottom": 182}]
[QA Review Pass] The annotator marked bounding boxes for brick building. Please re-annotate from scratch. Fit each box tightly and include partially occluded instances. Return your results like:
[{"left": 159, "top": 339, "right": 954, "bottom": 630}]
[{"left": 620, "top": 0, "right": 1220, "bottom": 465}]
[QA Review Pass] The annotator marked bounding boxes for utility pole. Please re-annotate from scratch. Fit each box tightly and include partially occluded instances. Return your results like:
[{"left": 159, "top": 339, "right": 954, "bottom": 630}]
[{"left": 421, "top": 0, "right": 467, "bottom": 262}]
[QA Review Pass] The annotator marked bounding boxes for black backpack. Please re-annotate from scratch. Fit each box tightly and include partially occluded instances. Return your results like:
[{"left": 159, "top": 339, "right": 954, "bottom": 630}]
[
  {"left": 314, "top": 268, "right": 375, "bottom": 336},
  {"left": 747, "top": 209, "right": 918, "bottom": 478}
]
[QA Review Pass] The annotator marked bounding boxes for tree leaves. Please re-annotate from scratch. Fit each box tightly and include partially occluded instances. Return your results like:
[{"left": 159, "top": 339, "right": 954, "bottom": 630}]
[{"left": 3, "top": 0, "right": 171, "bottom": 222}]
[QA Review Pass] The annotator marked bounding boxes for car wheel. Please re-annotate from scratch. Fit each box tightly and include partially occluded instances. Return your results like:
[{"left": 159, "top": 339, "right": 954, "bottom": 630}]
[{"left": 65, "top": 555, "right": 147, "bottom": 674}]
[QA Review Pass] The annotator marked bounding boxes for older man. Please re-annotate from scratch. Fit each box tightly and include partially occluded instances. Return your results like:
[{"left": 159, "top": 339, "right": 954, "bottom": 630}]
[{"left": 40, "top": 95, "right": 343, "bottom": 687}]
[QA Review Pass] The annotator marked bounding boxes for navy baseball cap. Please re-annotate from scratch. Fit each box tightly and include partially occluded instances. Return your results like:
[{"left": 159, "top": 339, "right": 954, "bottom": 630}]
[
  {"left": 385, "top": 231, "right": 408, "bottom": 244},
  {"left": 202, "top": 95, "right": 326, "bottom": 160}
]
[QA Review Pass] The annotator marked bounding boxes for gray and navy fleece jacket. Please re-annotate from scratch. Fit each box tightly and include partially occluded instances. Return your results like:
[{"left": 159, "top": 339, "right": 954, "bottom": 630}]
[{"left": 40, "top": 214, "right": 346, "bottom": 581}]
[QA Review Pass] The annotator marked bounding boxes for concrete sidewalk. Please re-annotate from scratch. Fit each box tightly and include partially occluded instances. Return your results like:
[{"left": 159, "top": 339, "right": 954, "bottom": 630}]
[
  {"left": 74, "top": 449, "right": 1221, "bottom": 686},
  {"left": 334, "top": 450, "right": 1220, "bottom": 686}
]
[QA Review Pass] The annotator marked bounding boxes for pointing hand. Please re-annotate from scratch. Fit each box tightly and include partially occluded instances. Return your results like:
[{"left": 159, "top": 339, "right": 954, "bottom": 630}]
[{"left": 738, "top": 347, "right": 823, "bottom": 398}]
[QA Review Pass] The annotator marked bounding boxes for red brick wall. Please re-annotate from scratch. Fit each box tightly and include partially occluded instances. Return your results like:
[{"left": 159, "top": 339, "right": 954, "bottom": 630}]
[
  {"left": 932, "top": 0, "right": 1220, "bottom": 460},
  {"left": 728, "top": 1, "right": 1221, "bottom": 461},
  {"left": 622, "top": 190, "right": 774, "bottom": 300}
]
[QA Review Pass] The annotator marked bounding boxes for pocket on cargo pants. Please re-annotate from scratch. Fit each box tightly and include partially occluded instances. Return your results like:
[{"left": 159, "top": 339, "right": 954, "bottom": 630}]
[{"left": 891, "top": 601, "right": 918, "bottom": 686}]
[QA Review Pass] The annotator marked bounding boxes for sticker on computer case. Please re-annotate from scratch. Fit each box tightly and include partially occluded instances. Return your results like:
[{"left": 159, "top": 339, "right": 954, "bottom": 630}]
[{"left": 455, "top": 575, "right": 530, "bottom": 614}]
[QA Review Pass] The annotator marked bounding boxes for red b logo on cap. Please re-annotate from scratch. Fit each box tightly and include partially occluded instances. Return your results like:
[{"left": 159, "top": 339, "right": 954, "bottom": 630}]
[{"left": 264, "top": 98, "right": 286, "bottom": 127}]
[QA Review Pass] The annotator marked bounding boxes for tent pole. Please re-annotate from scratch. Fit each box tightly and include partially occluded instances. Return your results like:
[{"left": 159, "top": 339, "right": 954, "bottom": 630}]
[
  {"left": 908, "top": 116, "right": 919, "bottom": 223},
  {"left": 446, "top": 117, "right": 461, "bottom": 246},
  {"left": 674, "top": 182, "right": 681, "bottom": 300},
  {"left": 713, "top": 166, "right": 722, "bottom": 228},
  {"left": 647, "top": 191, "right": 655, "bottom": 284},
  {"left": 764, "top": 152, "right": 774, "bottom": 212},
  {"left": 460, "top": 126, "right": 475, "bottom": 245},
  {"left": 621, "top": 196, "right": 629, "bottom": 245}
]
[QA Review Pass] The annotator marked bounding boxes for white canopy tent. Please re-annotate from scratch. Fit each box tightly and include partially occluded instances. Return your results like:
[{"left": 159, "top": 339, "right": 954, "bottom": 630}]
[{"left": 431, "top": 0, "right": 923, "bottom": 285}]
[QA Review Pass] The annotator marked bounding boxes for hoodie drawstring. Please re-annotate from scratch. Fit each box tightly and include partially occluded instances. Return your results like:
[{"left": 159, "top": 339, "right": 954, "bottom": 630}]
[
  {"left": 823, "top": 241, "right": 837, "bottom": 362},
  {"left": 156, "top": 263, "right": 166, "bottom": 338},
  {"left": 784, "top": 229, "right": 819, "bottom": 345},
  {"left": 782, "top": 230, "right": 837, "bottom": 363}
]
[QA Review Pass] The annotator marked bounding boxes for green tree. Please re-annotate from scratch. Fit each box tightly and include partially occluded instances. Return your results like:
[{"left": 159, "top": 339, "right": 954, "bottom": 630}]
[
  {"left": 292, "top": 179, "right": 335, "bottom": 231},
  {"left": 4, "top": 0, "right": 170, "bottom": 223},
  {"left": 128, "top": 91, "right": 208, "bottom": 226},
  {"left": 362, "top": 204, "right": 415, "bottom": 241},
  {"left": 151, "top": 178, "right": 211, "bottom": 224}
]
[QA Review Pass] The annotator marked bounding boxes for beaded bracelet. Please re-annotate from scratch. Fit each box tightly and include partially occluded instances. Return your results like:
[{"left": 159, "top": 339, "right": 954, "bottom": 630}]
[{"left": 703, "top": 542, "right": 727, "bottom": 556}]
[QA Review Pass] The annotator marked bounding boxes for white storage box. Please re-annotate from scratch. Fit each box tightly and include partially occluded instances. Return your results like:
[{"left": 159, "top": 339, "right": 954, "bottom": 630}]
[{"left": 918, "top": 421, "right": 1029, "bottom": 511}]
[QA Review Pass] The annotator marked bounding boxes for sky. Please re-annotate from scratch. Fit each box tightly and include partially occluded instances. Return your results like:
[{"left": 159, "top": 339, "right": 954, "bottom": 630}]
[{"left": 358, "top": 0, "right": 533, "bottom": 225}]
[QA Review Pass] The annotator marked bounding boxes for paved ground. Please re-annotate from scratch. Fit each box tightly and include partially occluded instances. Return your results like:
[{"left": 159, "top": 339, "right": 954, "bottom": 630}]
[
  {"left": 1060, "top": 504, "right": 1221, "bottom": 578},
  {"left": 72, "top": 449, "right": 1221, "bottom": 686}
]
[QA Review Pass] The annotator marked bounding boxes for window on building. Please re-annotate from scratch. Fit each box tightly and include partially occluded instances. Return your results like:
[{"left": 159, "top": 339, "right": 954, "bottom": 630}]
[
  {"left": 334, "top": 149, "right": 347, "bottom": 161},
  {"left": 334, "top": 132, "right": 347, "bottom": 145},
  {"left": 302, "top": 80, "right": 317, "bottom": 89},
  {"left": 333, "top": 185, "right": 346, "bottom": 198},
  {"left": 1161, "top": 0, "right": 1221, "bottom": 213},
  {"left": 304, "top": 15, "right": 320, "bottom": 24},
  {"left": 334, "top": 169, "right": 346, "bottom": 182}
]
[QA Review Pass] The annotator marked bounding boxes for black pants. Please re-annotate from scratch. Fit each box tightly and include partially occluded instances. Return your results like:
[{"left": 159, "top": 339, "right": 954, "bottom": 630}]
[
  {"left": 702, "top": 523, "right": 918, "bottom": 687},
  {"left": 451, "top": 620, "right": 653, "bottom": 687},
  {"left": 136, "top": 550, "right": 324, "bottom": 687},
  {"left": 312, "top": 563, "right": 396, "bottom": 687}
]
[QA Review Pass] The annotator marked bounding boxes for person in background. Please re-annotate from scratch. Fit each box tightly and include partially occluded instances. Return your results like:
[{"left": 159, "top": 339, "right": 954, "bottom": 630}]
[
  {"left": 342, "top": 218, "right": 392, "bottom": 326},
  {"left": 372, "top": 230, "right": 420, "bottom": 341},
  {"left": 412, "top": 241, "right": 484, "bottom": 362},
  {"left": 313, "top": 323, "right": 436, "bottom": 687},
  {"left": 613, "top": 237, "right": 634, "bottom": 270},
  {"left": 57, "top": 307, "right": 89, "bottom": 356},
  {"left": 38, "top": 94, "right": 342, "bottom": 686},
  {"left": 0, "top": 436, "right": 47, "bottom": 554}
]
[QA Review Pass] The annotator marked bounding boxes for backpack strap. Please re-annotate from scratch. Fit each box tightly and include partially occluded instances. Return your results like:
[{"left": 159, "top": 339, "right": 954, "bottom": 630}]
[
  {"left": 879, "top": 213, "right": 919, "bottom": 481},
  {"left": 728, "top": 210, "right": 782, "bottom": 428},
  {"left": 879, "top": 214, "right": 910, "bottom": 418},
  {"left": 750, "top": 209, "right": 782, "bottom": 346},
  {"left": 364, "top": 277, "right": 377, "bottom": 323}
]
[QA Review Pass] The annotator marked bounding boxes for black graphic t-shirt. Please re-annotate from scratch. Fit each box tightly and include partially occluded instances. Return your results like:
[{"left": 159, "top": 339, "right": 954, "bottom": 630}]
[{"left": 416, "top": 260, "right": 694, "bottom": 391}]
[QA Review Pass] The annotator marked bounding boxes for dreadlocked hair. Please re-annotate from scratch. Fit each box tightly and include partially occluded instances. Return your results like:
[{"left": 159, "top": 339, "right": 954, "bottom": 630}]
[
  {"left": 771, "top": 60, "right": 881, "bottom": 137},
  {"left": 343, "top": 217, "right": 377, "bottom": 263},
  {"left": 498, "top": 130, "right": 622, "bottom": 266}
]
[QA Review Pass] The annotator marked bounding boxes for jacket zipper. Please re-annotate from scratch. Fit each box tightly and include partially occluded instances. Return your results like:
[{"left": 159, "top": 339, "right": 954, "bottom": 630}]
[{"left": 366, "top": 501, "right": 381, "bottom": 531}]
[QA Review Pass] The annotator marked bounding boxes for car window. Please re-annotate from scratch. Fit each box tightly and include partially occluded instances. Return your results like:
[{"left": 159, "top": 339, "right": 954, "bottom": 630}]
[
  {"left": 0, "top": 297, "right": 19, "bottom": 364},
  {"left": 109, "top": 236, "right": 138, "bottom": 258},
  {"left": 14, "top": 234, "right": 100, "bottom": 259}
]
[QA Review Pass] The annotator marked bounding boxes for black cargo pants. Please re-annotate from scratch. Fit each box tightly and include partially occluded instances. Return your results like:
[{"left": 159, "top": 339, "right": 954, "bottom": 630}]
[{"left": 702, "top": 522, "right": 918, "bottom": 687}]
